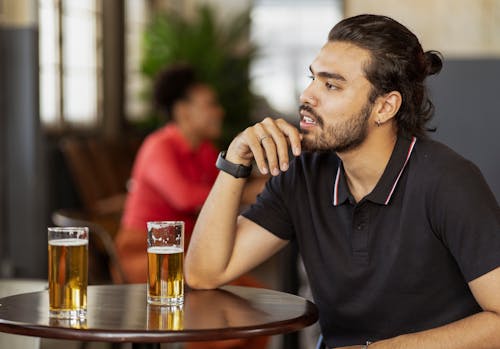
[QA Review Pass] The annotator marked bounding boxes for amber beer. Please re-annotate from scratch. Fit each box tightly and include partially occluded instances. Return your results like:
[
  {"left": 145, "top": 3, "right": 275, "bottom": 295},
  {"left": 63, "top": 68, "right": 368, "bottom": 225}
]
[
  {"left": 147, "top": 246, "right": 184, "bottom": 305},
  {"left": 147, "top": 221, "right": 184, "bottom": 305},
  {"left": 48, "top": 227, "right": 88, "bottom": 318}
]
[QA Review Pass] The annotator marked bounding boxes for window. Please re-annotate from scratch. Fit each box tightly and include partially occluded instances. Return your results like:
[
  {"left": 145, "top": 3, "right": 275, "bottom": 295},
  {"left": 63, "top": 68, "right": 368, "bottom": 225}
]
[
  {"left": 39, "top": 0, "right": 102, "bottom": 129},
  {"left": 250, "top": 0, "right": 343, "bottom": 116},
  {"left": 124, "top": 0, "right": 151, "bottom": 122}
]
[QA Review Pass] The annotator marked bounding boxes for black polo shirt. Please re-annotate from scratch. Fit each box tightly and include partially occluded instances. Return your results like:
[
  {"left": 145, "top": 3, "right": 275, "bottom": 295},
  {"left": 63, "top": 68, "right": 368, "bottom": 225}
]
[{"left": 242, "top": 136, "right": 500, "bottom": 347}]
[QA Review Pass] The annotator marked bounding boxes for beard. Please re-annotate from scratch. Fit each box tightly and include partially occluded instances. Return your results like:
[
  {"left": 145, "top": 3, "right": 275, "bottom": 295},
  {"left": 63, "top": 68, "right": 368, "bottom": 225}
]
[{"left": 300, "top": 100, "right": 373, "bottom": 153}]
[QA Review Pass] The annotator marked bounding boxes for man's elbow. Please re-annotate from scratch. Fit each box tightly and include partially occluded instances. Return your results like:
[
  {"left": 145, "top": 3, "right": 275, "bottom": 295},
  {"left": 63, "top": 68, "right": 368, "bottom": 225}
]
[{"left": 184, "top": 265, "right": 223, "bottom": 290}]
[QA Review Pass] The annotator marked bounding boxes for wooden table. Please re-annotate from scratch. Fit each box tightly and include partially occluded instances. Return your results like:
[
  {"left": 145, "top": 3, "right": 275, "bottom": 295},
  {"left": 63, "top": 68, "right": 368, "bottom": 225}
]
[{"left": 0, "top": 284, "right": 318, "bottom": 346}]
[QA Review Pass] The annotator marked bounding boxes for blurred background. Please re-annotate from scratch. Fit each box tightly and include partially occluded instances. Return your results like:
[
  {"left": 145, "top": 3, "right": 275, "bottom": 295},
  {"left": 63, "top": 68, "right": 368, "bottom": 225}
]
[{"left": 0, "top": 0, "right": 499, "bottom": 347}]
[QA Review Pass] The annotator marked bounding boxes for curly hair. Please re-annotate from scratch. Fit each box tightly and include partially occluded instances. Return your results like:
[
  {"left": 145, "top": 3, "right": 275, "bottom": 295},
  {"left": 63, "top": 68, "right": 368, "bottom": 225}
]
[
  {"left": 328, "top": 14, "right": 443, "bottom": 138},
  {"left": 153, "top": 63, "right": 200, "bottom": 119}
]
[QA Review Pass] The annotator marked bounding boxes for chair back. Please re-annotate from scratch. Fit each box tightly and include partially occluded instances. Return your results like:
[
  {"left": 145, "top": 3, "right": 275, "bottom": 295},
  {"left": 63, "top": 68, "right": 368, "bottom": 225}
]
[{"left": 58, "top": 137, "right": 139, "bottom": 214}]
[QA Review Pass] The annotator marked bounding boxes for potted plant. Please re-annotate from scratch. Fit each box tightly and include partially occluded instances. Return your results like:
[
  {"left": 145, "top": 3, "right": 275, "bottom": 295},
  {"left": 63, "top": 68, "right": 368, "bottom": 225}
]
[{"left": 139, "top": 4, "right": 257, "bottom": 148}]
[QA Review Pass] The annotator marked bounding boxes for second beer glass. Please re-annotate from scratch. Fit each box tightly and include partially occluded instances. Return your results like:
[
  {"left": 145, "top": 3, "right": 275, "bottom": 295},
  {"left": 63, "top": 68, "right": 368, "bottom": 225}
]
[
  {"left": 48, "top": 227, "right": 88, "bottom": 319},
  {"left": 147, "top": 221, "right": 184, "bottom": 305}
]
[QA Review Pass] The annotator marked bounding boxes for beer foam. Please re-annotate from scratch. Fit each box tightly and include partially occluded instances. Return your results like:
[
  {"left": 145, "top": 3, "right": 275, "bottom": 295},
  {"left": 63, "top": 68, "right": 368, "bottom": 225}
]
[
  {"left": 147, "top": 246, "right": 183, "bottom": 254},
  {"left": 49, "top": 238, "right": 88, "bottom": 246}
]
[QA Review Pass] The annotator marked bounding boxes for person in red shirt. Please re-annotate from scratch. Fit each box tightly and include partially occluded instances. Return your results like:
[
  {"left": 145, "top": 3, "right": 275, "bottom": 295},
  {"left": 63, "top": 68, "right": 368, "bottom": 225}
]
[{"left": 115, "top": 64, "right": 223, "bottom": 282}]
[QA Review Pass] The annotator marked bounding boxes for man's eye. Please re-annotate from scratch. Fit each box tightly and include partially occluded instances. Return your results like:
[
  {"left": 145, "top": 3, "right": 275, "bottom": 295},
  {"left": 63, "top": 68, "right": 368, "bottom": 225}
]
[
  {"left": 325, "top": 82, "right": 337, "bottom": 90},
  {"left": 308, "top": 75, "right": 315, "bottom": 81}
]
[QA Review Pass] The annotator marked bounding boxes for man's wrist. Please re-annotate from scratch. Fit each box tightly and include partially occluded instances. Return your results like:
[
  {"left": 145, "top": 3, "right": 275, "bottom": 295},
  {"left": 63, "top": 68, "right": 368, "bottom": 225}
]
[
  {"left": 224, "top": 148, "right": 252, "bottom": 167},
  {"left": 216, "top": 151, "right": 253, "bottom": 179}
]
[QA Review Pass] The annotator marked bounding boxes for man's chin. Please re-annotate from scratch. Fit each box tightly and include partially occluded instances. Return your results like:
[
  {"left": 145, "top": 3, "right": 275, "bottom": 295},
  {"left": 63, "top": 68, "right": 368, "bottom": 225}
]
[
  {"left": 301, "top": 137, "right": 327, "bottom": 152},
  {"left": 302, "top": 136, "right": 342, "bottom": 153}
]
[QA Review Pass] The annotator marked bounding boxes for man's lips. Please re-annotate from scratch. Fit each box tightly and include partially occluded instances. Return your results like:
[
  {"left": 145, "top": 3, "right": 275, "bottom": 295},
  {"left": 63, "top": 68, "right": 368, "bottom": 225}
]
[{"left": 300, "top": 110, "right": 317, "bottom": 128}]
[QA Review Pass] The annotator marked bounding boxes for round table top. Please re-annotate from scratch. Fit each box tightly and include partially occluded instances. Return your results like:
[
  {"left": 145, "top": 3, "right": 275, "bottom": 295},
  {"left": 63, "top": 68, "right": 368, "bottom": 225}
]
[{"left": 0, "top": 284, "right": 318, "bottom": 343}]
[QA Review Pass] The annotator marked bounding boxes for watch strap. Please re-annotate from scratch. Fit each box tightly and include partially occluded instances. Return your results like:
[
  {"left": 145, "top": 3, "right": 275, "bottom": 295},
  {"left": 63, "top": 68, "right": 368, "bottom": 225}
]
[{"left": 216, "top": 151, "right": 252, "bottom": 178}]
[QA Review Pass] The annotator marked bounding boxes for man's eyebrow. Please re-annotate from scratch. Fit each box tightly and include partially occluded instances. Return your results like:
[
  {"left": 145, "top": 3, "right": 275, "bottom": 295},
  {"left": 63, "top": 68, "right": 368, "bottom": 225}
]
[{"left": 309, "top": 65, "right": 347, "bottom": 82}]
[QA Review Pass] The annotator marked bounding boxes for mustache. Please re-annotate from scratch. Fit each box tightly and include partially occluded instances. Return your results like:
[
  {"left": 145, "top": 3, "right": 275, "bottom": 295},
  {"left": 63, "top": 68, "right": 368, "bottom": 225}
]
[{"left": 299, "top": 104, "right": 324, "bottom": 127}]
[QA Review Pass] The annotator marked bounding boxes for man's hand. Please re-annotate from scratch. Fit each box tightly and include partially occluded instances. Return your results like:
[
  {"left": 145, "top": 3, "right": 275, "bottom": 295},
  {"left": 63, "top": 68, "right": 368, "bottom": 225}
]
[
  {"left": 185, "top": 118, "right": 294, "bottom": 289},
  {"left": 226, "top": 117, "right": 303, "bottom": 176}
]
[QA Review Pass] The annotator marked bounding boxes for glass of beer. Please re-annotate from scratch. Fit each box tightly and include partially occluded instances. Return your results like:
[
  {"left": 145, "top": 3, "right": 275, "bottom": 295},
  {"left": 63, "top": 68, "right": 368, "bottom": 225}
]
[
  {"left": 48, "top": 227, "right": 88, "bottom": 319},
  {"left": 147, "top": 221, "right": 184, "bottom": 306}
]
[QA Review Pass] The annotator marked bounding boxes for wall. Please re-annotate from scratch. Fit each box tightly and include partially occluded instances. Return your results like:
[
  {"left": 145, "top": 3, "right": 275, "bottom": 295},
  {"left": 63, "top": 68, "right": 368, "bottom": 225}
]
[
  {"left": 427, "top": 60, "right": 500, "bottom": 200},
  {"left": 345, "top": 0, "right": 500, "bottom": 58},
  {"left": 0, "top": 0, "right": 48, "bottom": 277},
  {"left": 344, "top": 0, "right": 500, "bottom": 201}
]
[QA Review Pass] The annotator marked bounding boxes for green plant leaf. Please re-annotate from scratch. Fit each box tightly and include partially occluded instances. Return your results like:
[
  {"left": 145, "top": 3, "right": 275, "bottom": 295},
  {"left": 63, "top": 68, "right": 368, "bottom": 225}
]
[{"left": 136, "top": 4, "right": 257, "bottom": 147}]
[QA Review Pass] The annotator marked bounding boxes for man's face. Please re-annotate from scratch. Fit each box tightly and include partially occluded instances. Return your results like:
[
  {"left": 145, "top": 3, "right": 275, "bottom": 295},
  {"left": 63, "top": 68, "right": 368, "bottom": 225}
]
[{"left": 299, "top": 41, "right": 375, "bottom": 152}]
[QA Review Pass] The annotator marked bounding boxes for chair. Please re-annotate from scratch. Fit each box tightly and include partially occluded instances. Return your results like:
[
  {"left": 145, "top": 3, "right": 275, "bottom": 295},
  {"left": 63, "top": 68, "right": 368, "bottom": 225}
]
[
  {"left": 51, "top": 209, "right": 127, "bottom": 284},
  {"left": 58, "top": 137, "right": 139, "bottom": 215}
]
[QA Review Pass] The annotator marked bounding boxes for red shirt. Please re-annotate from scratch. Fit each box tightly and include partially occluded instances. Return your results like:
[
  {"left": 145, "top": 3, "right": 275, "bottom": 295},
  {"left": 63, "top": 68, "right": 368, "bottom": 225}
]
[{"left": 121, "top": 123, "right": 219, "bottom": 241}]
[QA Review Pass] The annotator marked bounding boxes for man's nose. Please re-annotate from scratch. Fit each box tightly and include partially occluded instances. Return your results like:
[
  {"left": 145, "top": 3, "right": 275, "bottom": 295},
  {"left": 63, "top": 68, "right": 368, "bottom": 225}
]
[{"left": 299, "top": 86, "right": 317, "bottom": 106}]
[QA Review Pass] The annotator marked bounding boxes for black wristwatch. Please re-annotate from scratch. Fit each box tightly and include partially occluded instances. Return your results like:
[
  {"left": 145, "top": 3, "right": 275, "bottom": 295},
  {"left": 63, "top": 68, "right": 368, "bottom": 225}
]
[{"left": 216, "top": 151, "right": 252, "bottom": 178}]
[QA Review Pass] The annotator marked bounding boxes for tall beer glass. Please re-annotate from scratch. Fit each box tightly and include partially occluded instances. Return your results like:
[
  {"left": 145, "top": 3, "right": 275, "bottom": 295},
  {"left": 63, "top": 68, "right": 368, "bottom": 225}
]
[
  {"left": 48, "top": 227, "right": 88, "bottom": 318},
  {"left": 147, "top": 221, "right": 184, "bottom": 306}
]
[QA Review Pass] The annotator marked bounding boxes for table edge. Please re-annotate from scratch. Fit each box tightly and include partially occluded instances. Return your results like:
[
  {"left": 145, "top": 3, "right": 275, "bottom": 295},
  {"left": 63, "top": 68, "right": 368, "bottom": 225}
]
[
  {"left": 0, "top": 303, "right": 318, "bottom": 342},
  {"left": 0, "top": 285, "right": 319, "bottom": 343}
]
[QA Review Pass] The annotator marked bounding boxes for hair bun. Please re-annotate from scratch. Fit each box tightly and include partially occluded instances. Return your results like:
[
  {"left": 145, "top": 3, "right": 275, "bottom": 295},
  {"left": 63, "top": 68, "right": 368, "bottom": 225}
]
[{"left": 424, "top": 50, "right": 443, "bottom": 76}]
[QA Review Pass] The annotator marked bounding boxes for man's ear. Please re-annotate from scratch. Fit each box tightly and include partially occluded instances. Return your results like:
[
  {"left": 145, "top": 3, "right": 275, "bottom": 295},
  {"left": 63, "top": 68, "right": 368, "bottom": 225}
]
[{"left": 373, "top": 91, "right": 402, "bottom": 125}]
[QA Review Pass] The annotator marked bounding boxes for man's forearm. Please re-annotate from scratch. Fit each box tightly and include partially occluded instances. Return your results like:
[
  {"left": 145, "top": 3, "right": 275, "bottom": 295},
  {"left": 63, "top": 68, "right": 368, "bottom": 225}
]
[
  {"left": 241, "top": 174, "right": 268, "bottom": 206},
  {"left": 369, "top": 311, "right": 500, "bottom": 349},
  {"left": 184, "top": 171, "right": 247, "bottom": 289}
]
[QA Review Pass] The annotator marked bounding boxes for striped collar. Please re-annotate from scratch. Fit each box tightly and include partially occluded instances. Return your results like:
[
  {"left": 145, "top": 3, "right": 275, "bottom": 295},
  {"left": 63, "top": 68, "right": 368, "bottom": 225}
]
[{"left": 332, "top": 136, "right": 417, "bottom": 206}]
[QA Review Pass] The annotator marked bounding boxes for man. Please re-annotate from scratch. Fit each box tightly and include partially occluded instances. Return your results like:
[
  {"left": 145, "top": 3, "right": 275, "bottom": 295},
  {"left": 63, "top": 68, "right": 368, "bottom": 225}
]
[{"left": 185, "top": 15, "right": 500, "bottom": 348}]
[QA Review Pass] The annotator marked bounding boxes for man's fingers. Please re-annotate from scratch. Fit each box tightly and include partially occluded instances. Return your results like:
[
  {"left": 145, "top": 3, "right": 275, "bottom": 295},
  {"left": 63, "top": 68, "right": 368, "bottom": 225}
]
[
  {"left": 260, "top": 135, "right": 281, "bottom": 176},
  {"left": 254, "top": 122, "right": 280, "bottom": 176},
  {"left": 244, "top": 127, "right": 269, "bottom": 175},
  {"left": 229, "top": 117, "right": 302, "bottom": 176},
  {"left": 262, "top": 118, "right": 290, "bottom": 173},
  {"left": 275, "top": 118, "right": 302, "bottom": 156}
]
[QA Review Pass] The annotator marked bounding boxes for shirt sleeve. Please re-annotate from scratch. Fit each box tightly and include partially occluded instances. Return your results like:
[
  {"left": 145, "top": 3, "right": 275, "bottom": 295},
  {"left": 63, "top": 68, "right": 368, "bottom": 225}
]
[
  {"left": 431, "top": 159, "right": 500, "bottom": 282},
  {"left": 242, "top": 168, "right": 296, "bottom": 241}
]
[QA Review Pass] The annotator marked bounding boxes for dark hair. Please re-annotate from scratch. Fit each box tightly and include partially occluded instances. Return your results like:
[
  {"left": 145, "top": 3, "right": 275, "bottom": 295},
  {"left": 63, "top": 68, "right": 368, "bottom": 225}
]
[
  {"left": 328, "top": 14, "right": 443, "bottom": 138},
  {"left": 153, "top": 63, "right": 199, "bottom": 119}
]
